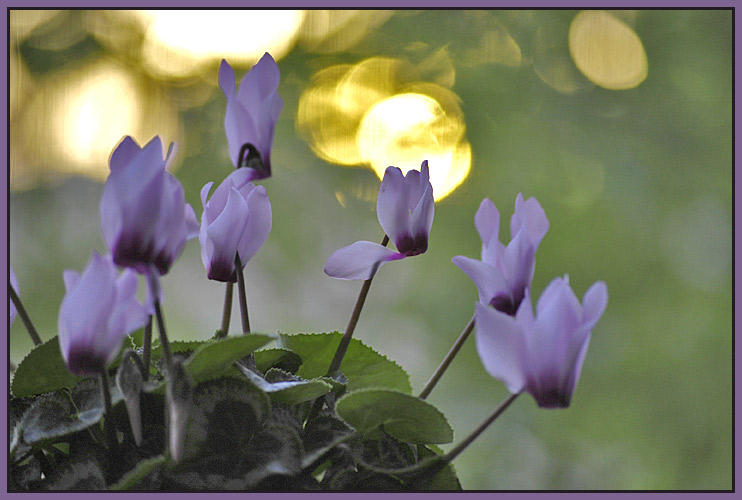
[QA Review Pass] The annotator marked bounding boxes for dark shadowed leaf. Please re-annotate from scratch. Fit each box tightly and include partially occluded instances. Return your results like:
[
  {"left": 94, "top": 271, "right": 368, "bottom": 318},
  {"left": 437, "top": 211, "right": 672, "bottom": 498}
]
[
  {"left": 254, "top": 348, "right": 303, "bottom": 374},
  {"left": 237, "top": 365, "right": 333, "bottom": 405}
]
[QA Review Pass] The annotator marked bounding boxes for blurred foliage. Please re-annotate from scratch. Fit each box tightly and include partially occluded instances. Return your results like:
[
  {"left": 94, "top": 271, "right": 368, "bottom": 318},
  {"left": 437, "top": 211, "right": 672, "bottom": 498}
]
[{"left": 8, "top": 9, "right": 732, "bottom": 490}]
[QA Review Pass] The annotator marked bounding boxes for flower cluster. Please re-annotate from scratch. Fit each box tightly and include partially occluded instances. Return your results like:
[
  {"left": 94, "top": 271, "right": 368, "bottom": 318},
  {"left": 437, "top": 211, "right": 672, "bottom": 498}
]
[
  {"left": 9, "top": 49, "right": 609, "bottom": 491},
  {"left": 454, "top": 194, "right": 606, "bottom": 408}
]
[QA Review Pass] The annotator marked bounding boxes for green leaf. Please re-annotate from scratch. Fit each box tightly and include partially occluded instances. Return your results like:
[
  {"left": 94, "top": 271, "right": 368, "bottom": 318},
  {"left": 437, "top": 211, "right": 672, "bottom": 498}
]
[
  {"left": 110, "top": 455, "right": 167, "bottom": 490},
  {"left": 43, "top": 456, "right": 106, "bottom": 490},
  {"left": 335, "top": 388, "right": 454, "bottom": 444},
  {"left": 279, "top": 333, "right": 411, "bottom": 393},
  {"left": 254, "top": 348, "right": 303, "bottom": 374},
  {"left": 183, "top": 334, "right": 275, "bottom": 384},
  {"left": 11, "top": 336, "right": 83, "bottom": 398},
  {"left": 179, "top": 377, "right": 271, "bottom": 465},
  {"left": 19, "top": 392, "right": 98, "bottom": 447},
  {"left": 237, "top": 365, "right": 333, "bottom": 405},
  {"left": 243, "top": 422, "right": 304, "bottom": 488}
]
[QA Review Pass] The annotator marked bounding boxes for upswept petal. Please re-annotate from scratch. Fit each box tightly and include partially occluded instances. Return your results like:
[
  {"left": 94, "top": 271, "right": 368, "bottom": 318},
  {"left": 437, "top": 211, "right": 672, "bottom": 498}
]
[
  {"left": 409, "top": 181, "right": 435, "bottom": 243},
  {"left": 58, "top": 253, "right": 117, "bottom": 365},
  {"left": 452, "top": 256, "right": 511, "bottom": 307},
  {"left": 218, "top": 59, "right": 236, "bottom": 98},
  {"left": 582, "top": 281, "right": 608, "bottom": 328},
  {"left": 324, "top": 241, "right": 404, "bottom": 280},
  {"left": 236, "top": 53, "right": 281, "bottom": 111},
  {"left": 204, "top": 186, "right": 250, "bottom": 281},
  {"left": 109, "top": 136, "right": 142, "bottom": 173},
  {"left": 376, "top": 166, "right": 409, "bottom": 243},
  {"left": 474, "top": 302, "right": 527, "bottom": 394},
  {"left": 103, "top": 270, "right": 148, "bottom": 365},
  {"left": 511, "top": 193, "right": 549, "bottom": 249},
  {"left": 474, "top": 198, "right": 500, "bottom": 252},
  {"left": 224, "top": 100, "right": 259, "bottom": 167},
  {"left": 501, "top": 229, "right": 535, "bottom": 305},
  {"left": 237, "top": 184, "right": 272, "bottom": 264}
]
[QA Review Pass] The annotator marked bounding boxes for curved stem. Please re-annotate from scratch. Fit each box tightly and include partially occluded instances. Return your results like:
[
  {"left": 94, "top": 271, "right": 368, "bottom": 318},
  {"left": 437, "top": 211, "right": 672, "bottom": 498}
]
[
  {"left": 147, "top": 271, "right": 172, "bottom": 374},
  {"left": 234, "top": 254, "right": 250, "bottom": 334},
  {"left": 443, "top": 393, "right": 519, "bottom": 464},
  {"left": 142, "top": 316, "right": 153, "bottom": 381},
  {"left": 9, "top": 284, "right": 41, "bottom": 346},
  {"left": 325, "top": 234, "right": 389, "bottom": 376},
  {"left": 418, "top": 314, "right": 476, "bottom": 400},
  {"left": 219, "top": 282, "right": 234, "bottom": 338}
]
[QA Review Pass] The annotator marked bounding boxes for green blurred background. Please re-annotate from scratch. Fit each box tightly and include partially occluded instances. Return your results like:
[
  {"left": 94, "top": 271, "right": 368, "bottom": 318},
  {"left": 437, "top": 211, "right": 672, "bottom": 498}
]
[{"left": 8, "top": 10, "right": 732, "bottom": 490}]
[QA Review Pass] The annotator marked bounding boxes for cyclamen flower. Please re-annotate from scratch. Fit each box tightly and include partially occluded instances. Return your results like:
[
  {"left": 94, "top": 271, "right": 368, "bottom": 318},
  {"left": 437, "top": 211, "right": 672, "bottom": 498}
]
[
  {"left": 101, "top": 136, "right": 199, "bottom": 276},
  {"left": 58, "top": 253, "right": 149, "bottom": 376},
  {"left": 475, "top": 276, "right": 607, "bottom": 408},
  {"left": 9, "top": 265, "right": 18, "bottom": 326},
  {"left": 219, "top": 54, "right": 283, "bottom": 179},
  {"left": 325, "top": 161, "right": 434, "bottom": 280},
  {"left": 199, "top": 168, "right": 272, "bottom": 282},
  {"left": 452, "top": 194, "right": 548, "bottom": 315}
]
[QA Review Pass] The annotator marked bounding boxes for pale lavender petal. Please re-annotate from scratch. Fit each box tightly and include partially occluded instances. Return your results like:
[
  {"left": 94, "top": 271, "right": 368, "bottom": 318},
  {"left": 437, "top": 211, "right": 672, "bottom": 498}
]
[
  {"left": 237, "top": 53, "right": 281, "bottom": 111},
  {"left": 324, "top": 241, "right": 404, "bottom": 280},
  {"left": 224, "top": 100, "right": 258, "bottom": 167},
  {"left": 452, "top": 256, "right": 511, "bottom": 307},
  {"left": 58, "top": 253, "right": 117, "bottom": 367},
  {"left": 409, "top": 182, "right": 435, "bottom": 244},
  {"left": 582, "top": 281, "right": 608, "bottom": 328},
  {"left": 218, "top": 59, "right": 236, "bottom": 98},
  {"left": 205, "top": 187, "right": 250, "bottom": 281},
  {"left": 474, "top": 302, "right": 527, "bottom": 394},
  {"left": 376, "top": 166, "right": 410, "bottom": 243},
  {"left": 511, "top": 193, "right": 549, "bottom": 249},
  {"left": 474, "top": 198, "right": 500, "bottom": 250},
  {"left": 62, "top": 270, "right": 80, "bottom": 293},
  {"left": 238, "top": 184, "right": 272, "bottom": 265},
  {"left": 109, "top": 136, "right": 141, "bottom": 173},
  {"left": 501, "top": 229, "right": 535, "bottom": 307}
]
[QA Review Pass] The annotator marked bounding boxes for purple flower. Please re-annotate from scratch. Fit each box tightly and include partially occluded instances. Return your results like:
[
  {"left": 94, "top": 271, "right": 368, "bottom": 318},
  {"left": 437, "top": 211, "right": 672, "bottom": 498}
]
[
  {"left": 9, "top": 265, "right": 18, "bottom": 326},
  {"left": 58, "top": 253, "right": 149, "bottom": 376},
  {"left": 100, "top": 136, "right": 199, "bottom": 276},
  {"left": 475, "top": 276, "right": 607, "bottom": 408},
  {"left": 219, "top": 54, "right": 283, "bottom": 179},
  {"left": 452, "top": 194, "right": 548, "bottom": 315},
  {"left": 325, "top": 161, "right": 435, "bottom": 280},
  {"left": 199, "top": 168, "right": 272, "bottom": 282}
]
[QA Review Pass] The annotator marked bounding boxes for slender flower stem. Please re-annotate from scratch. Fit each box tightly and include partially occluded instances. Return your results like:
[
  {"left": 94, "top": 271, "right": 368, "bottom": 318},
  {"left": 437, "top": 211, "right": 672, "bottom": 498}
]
[
  {"left": 218, "top": 282, "right": 234, "bottom": 338},
  {"left": 147, "top": 271, "right": 172, "bottom": 374},
  {"left": 326, "top": 234, "right": 390, "bottom": 376},
  {"left": 418, "top": 314, "right": 476, "bottom": 400},
  {"left": 153, "top": 300, "right": 173, "bottom": 374},
  {"left": 142, "top": 316, "right": 153, "bottom": 381},
  {"left": 99, "top": 369, "right": 117, "bottom": 453},
  {"left": 9, "top": 284, "right": 41, "bottom": 346},
  {"left": 234, "top": 254, "right": 250, "bottom": 334},
  {"left": 442, "top": 393, "right": 519, "bottom": 464}
]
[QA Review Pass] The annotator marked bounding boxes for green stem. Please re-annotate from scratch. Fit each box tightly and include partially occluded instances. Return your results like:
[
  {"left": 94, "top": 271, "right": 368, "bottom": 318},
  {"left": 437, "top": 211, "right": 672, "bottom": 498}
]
[
  {"left": 442, "top": 393, "right": 519, "bottom": 464},
  {"left": 218, "top": 282, "right": 234, "bottom": 338},
  {"left": 142, "top": 316, "right": 153, "bottom": 381},
  {"left": 418, "top": 314, "right": 476, "bottom": 400},
  {"left": 147, "top": 271, "right": 172, "bottom": 374},
  {"left": 9, "top": 283, "right": 41, "bottom": 346},
  {"left": 234, "top": 254, "right": 250, "bottom": 334},
  {"left": 325, "top": 234, "right": 389, "bottom": 376}
]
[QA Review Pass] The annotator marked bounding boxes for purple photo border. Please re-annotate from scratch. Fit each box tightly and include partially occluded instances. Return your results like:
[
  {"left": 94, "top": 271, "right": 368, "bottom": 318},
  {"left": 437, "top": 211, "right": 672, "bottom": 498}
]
[{"left": 2, "top": 1, "right": 737, "bottom": 499}]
